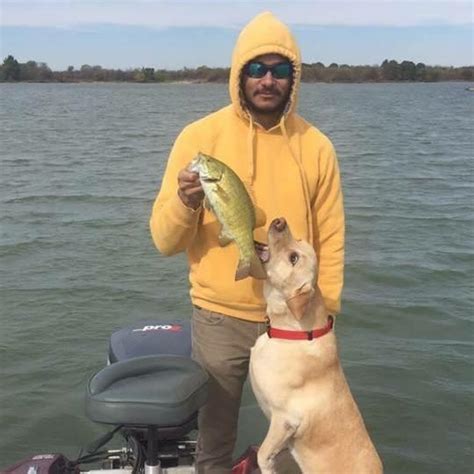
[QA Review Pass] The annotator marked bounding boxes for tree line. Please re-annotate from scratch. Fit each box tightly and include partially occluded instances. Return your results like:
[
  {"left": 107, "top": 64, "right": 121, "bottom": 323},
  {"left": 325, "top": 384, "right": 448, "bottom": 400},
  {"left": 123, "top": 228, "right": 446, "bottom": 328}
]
[{"left": 1, "top": 55, "right": 472, "bottom": 83}]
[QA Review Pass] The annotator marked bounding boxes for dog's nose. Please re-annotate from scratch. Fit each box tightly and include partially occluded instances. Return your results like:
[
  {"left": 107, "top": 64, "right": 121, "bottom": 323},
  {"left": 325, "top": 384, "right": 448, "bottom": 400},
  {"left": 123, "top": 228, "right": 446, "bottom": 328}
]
[{"left": 271, "top": 218, "right": 287, "bottom": 232}]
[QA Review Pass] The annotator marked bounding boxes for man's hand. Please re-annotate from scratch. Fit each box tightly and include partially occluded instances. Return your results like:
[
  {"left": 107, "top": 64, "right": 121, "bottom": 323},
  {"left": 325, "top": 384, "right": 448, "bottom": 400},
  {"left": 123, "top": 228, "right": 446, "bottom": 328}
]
[{"left": 177, "top": 167, "right": 204, "bottom": 210}]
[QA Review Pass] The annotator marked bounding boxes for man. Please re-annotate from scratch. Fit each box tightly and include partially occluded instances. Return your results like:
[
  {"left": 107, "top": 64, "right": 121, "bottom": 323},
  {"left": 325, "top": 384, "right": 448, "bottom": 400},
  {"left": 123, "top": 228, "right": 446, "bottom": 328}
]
[{"left": 150, "top": 11, "right": 344, "bottom": 473}]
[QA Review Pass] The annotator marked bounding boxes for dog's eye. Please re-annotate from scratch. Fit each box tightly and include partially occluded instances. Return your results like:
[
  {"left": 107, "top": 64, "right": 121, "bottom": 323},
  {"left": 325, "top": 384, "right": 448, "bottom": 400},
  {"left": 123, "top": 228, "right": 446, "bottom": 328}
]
[{"left": 289, "top": 252, "right": 299, "bottom": 266}]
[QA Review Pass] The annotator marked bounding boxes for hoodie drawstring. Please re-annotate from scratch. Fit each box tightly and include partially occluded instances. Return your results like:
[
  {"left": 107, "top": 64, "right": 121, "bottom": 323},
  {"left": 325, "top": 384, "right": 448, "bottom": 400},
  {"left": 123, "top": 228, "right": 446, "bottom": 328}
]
[
  {"left": 247, "top": 116, "right": 255, "bottom": 184},
  {"left": 280, "top": 119, "right": 314, "bottom": 244},
  {"left": 244, "top": 111, "right": 313, "bottom": 245}
]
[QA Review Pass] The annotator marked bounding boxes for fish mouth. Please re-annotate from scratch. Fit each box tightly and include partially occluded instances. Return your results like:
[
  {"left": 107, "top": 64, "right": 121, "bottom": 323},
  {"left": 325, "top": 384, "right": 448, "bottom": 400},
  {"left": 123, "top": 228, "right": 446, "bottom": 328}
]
[
  {"left": 255, "top": 241, "right": 270, "bottom": 264},
  {"left": 188, "top": 157, "right": 200, "bottom": 173}
]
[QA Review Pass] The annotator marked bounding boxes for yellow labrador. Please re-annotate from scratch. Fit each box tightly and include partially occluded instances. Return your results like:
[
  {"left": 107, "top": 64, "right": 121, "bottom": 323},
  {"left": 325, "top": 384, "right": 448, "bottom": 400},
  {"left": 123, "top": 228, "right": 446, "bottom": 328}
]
[{"left": 251, "top": 218, "right": 383, "bottom": 474}]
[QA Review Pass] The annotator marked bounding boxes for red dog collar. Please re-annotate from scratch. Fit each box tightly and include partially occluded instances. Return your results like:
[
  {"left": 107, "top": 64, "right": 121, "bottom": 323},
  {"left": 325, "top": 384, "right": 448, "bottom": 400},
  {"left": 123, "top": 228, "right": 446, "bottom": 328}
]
[{"left": 267, "top": 316, "right": 334, "bottom": 341}]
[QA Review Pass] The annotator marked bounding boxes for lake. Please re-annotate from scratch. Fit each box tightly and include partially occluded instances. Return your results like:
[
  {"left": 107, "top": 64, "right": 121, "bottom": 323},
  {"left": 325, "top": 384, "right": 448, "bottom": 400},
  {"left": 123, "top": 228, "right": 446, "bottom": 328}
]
[{"left": 0, "top": 82, "right": 473, "bottom": 472}]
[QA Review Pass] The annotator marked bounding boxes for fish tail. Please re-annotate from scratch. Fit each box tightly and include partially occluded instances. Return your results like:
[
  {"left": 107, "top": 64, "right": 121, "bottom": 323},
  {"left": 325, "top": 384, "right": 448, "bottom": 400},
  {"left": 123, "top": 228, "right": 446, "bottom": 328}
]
[
  {"left": 235, "top": 252, "right": 266, "bottom": 281},
  {"left": 235, "top": 258, "right": 251, "bottom": 281},
  {"left": 249, "top": 252, "right": 267, "bottom": 279}
]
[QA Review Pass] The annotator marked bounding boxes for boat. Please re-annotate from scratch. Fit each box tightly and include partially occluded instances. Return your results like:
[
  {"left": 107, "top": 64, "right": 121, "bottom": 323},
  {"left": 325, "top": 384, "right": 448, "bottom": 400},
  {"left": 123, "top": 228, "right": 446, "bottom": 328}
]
[{"left": 3, "top": 320, "right": 260, "bottom": 474}]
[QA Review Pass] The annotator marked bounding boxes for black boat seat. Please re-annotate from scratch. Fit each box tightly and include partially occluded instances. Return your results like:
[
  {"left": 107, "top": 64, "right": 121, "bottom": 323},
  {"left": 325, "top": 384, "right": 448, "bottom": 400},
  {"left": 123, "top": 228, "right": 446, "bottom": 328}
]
[
  {"left": 108, "top": 321, "right": 192, "bottom": 363},
  {"left": 85, "top": 355, "right": 208, "bottom": 428}
]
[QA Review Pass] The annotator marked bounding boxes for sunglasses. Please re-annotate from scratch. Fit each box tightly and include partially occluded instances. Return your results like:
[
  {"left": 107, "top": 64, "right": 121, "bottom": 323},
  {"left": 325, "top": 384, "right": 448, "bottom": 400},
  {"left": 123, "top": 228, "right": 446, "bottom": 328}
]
[{"left": 244, "top": 61, "right": 293, "bottom": 79}]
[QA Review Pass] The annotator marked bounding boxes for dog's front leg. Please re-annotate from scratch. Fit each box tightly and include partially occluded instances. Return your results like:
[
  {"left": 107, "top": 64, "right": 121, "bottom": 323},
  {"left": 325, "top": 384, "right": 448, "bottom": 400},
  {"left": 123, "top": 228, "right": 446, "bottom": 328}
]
[{"left": 258, "top": 415, "right": 297, "bottom": 474}]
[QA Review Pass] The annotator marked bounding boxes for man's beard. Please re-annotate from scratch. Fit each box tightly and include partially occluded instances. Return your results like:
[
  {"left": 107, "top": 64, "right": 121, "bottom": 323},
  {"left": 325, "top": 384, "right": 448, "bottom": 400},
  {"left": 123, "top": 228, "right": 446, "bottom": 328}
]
[{"left": 246, "top": 89, "right": 291, "bottom": 115}]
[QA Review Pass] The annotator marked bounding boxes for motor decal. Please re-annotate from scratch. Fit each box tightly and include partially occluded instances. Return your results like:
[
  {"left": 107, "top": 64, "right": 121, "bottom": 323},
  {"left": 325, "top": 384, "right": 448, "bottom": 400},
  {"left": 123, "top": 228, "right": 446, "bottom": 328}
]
[{"left": 132, "top": 324, "right": 182, "bottom": 332}]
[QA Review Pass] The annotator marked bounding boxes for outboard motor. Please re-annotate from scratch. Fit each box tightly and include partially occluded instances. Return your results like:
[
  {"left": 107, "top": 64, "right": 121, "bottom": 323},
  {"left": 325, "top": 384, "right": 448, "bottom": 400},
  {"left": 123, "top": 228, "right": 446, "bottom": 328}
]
[{"left": 85, "top": 320, "right": 208, "bottom": 474}]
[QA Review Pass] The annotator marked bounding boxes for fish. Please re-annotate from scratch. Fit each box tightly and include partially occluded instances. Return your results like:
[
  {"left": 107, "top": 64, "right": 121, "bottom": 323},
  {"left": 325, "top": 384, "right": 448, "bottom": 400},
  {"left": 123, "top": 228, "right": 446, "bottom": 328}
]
[{"left": 189, "top": 152, "right": 266, "bottom": 281}]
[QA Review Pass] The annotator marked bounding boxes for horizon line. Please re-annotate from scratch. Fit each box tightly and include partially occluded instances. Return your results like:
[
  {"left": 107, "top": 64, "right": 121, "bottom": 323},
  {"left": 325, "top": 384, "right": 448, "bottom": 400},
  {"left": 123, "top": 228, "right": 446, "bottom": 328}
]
[{"left": 3, "top": 55, "right": 473, "bottom": 70}]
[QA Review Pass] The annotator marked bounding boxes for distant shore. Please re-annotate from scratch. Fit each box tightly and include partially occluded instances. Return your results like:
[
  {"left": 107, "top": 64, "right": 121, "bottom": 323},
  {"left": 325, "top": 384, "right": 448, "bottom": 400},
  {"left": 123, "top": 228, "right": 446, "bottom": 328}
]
[
  {"left": 2, "top": 79, "right": 473, "bottom": 85},
  {"left": 1, "top": 55, "right": 473, "bottom": 83}
]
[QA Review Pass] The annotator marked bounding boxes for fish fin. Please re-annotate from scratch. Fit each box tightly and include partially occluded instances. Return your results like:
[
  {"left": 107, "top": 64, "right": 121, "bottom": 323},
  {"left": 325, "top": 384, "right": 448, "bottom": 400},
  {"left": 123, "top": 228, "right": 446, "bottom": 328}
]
[
  {"left": 235, "top": 253, "right": 266, "bottom": 281},
  {"left": 254, "top": 206, "right": 267, "bottom": 229},
  {"left": 218, "top": 228, "right": 233, "bottom": 247}
]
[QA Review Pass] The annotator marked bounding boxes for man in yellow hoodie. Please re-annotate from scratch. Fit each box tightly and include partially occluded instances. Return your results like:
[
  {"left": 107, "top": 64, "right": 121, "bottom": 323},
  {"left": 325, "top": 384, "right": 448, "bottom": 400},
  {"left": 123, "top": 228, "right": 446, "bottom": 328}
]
[{"left": 150, "top": 11, "right": 344, "bottom": 473}]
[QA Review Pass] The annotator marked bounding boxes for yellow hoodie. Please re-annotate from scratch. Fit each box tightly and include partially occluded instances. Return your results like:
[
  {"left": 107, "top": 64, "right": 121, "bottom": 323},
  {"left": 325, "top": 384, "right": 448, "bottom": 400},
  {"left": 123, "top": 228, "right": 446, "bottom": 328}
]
[{"left": 150, "top": 12, "right": 344, "bottom": 322}]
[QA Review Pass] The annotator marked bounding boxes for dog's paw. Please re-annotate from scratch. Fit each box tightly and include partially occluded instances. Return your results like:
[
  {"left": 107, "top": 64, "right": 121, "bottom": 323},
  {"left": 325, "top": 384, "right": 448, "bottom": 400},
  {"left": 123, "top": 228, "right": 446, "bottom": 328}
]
[
  {"left": 258, "top": 455, "right": 277, "bottom": 474},
  {"left": 259, "top": 468, "right": 276, "bottom": 474}
]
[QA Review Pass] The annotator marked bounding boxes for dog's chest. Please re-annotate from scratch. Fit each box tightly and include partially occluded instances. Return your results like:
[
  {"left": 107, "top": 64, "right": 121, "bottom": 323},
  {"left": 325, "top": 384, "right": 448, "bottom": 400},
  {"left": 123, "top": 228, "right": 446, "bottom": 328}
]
[{"left": 250, "top": 336, "right": 320, "bottom": 405}]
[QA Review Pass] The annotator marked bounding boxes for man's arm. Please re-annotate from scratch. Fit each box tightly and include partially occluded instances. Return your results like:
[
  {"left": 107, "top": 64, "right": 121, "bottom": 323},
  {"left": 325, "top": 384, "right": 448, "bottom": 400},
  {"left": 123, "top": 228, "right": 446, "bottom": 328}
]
[
  {"left": 312, "top": 141, "right": 345, "bottom": 315},
  {"left": 150, "top": 127, "right": 203, "bottom": 256}
]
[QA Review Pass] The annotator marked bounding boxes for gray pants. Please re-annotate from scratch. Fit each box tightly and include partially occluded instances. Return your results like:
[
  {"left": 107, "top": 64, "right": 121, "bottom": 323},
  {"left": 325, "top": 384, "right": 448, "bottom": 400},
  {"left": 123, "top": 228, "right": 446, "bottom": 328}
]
[{"left": 191, "top": 305, "right": 267, "bottom": 474}]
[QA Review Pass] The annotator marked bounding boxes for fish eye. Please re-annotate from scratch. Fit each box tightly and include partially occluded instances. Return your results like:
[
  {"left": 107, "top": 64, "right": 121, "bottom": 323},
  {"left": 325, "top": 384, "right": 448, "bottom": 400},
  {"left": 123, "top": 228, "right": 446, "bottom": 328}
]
[{"left": 289, "top": 252, "right": 299, "bottom": 266}]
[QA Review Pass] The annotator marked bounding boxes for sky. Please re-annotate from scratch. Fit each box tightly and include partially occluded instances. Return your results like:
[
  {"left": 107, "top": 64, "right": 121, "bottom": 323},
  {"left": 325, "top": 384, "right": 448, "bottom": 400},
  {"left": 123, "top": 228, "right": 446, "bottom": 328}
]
[{"left": 1, "top": 0, "right": 473, "bottom": 70}]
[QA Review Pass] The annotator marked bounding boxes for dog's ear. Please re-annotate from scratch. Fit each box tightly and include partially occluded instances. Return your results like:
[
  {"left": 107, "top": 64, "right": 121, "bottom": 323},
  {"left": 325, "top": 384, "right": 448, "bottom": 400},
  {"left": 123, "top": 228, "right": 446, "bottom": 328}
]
[{"left": 286, "top": 283, "right": 314, "bottom": 320}]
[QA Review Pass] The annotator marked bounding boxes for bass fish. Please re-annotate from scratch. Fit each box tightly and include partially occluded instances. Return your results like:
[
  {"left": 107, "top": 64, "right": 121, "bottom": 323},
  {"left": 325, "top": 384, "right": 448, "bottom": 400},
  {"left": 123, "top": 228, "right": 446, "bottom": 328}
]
[{"left": 189, "top": 152, "right": 266, "bottom": 281}]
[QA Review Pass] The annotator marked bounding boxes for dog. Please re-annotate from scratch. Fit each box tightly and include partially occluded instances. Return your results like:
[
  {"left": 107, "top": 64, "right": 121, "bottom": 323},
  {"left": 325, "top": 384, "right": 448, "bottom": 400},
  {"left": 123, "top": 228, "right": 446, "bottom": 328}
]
[{"left": 250, "top": 218, "right": 383, "bottom": 474}]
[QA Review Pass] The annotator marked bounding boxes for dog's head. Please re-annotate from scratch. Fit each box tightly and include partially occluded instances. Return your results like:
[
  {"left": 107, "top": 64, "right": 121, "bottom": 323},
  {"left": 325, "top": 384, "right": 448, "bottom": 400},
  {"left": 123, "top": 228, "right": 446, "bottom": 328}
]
[{"left": 257, "top": 218, "right": 317, "bottom": 320}]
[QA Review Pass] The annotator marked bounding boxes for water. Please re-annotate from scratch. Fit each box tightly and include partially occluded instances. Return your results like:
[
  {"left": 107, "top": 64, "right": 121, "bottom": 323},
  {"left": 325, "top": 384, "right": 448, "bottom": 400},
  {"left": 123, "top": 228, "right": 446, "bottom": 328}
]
[{"left": 1, "top": 82, "right": 473, "bottom": 472}]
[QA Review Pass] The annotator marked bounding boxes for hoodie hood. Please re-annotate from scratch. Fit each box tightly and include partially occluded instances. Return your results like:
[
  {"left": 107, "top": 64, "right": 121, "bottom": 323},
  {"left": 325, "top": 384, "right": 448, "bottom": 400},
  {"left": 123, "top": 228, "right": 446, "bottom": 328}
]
[{"left": 229, "top": 11, "right": 302, "bottom": 121}]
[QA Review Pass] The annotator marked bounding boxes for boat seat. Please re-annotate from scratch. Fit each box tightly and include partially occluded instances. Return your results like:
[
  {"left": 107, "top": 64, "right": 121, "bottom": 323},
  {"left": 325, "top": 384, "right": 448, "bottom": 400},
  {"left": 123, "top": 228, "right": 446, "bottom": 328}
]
[
  {"left": 108, "top": 320, "right": 192, "bottom": 363},
  {"left": 85, "top": 355, "right": 208, "bottom": 436}
]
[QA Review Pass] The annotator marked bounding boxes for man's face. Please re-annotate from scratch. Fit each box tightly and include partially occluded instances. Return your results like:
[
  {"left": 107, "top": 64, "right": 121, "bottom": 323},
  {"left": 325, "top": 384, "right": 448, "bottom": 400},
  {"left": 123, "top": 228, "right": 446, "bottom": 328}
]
[{"left": 241, "top": 54, "right": 293, "bottom": 118}]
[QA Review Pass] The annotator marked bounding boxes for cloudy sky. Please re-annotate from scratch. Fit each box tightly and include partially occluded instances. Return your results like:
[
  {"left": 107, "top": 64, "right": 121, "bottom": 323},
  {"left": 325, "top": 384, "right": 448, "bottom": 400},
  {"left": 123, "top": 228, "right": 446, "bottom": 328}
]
[{"left": 1, "top": 0, "right": 472, "bottom": 70}]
